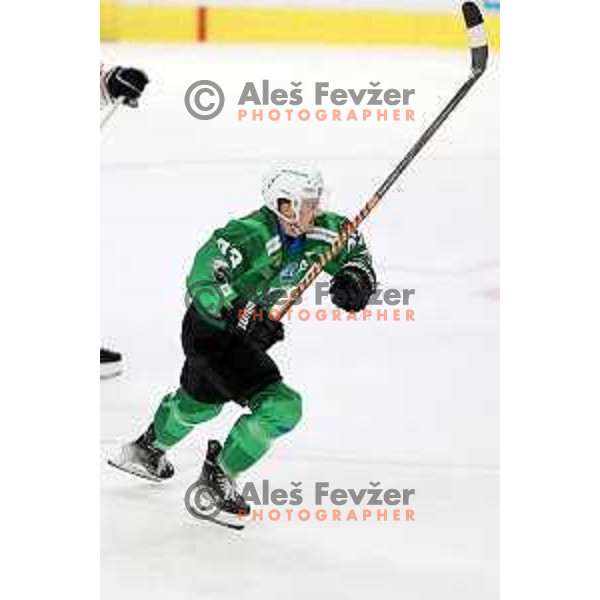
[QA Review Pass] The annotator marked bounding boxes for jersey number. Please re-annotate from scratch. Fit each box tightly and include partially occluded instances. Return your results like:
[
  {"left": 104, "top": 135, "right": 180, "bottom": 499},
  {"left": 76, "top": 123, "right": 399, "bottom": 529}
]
[{"left": 217, "top": 238, "right": 243, "bottom": 270}]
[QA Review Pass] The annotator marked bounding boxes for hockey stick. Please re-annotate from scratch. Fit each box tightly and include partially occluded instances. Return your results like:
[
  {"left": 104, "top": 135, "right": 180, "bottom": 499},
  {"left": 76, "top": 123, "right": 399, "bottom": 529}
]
[
  {"left": 271, "top": 1, "right": 489, "bottom": 321},
  {"left": 100, "top": 96, "right": 126, "bottom": 131}
]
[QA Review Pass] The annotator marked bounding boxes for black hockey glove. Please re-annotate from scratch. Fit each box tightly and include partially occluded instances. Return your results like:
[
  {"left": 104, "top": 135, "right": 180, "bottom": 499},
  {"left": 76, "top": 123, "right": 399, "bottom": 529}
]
[
  {"left": 225, "top": 299, "right": 284, "bottom": 351},
  {"left": 105, "top": 66, "right": 149, "bottom": 107},
  {"left": 329, "top": 264, "right": 376, "bottom": 312}
]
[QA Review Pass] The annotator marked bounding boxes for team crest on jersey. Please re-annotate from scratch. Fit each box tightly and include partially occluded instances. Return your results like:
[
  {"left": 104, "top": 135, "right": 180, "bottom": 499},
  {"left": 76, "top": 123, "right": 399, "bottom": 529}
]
[
  {"left": 280, "top": 259, "right": 309, "bottom": 284},
  {"left": 280, "top": 262, "right": 299, "bottom": 284}
]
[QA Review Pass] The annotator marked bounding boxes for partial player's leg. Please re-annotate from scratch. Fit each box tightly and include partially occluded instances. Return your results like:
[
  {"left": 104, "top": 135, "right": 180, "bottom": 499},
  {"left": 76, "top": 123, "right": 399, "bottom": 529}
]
[
  {"left": 194, "top": 381, "right": 302, "bottom": 525},
  {"left": 108, "top": 386, "right": 224, "bottom": 481},
  {"left": 108, "top": 305, "right": 230, "bottom": 480},
  {"left": 152, "top": 384, "right": 224, "bottom": 450},
  {"left": 219, "top": 381, "right": 302, "bottom": 477}
]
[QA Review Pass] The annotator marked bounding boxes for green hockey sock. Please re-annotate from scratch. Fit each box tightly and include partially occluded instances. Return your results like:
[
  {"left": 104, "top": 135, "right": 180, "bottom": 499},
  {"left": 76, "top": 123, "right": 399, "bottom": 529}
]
[
  {"left": 219, "top": 382, "right": 302, "bottom": 478},
  {"left": 152, "top": 387, "right": 223, "bottom": 450}
]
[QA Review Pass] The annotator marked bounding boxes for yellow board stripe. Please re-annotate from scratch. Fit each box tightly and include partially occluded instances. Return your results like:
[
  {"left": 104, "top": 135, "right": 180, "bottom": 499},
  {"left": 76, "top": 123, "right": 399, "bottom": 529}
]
[
  {"left": 100, "top": 0, "right": 119, "bottom": 41},
  {"left": 100, "top": 5, "right": 500, "bottom": 50},
  {"left": 102, "top": 6, "right": 198, "bottom": 43},
  {"left": 207, "top": 7, "right": 499, "bottom": 49}
]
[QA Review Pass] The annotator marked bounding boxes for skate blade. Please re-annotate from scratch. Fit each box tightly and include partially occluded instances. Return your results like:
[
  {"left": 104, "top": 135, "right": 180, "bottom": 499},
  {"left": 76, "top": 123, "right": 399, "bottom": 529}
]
[
  {"left": 191, "top": 510, "right": 247, "bottom": 531},
  {"left": 185, "top": 494, "right": 248, "bottom": 531},
  {"left": 107, "top": 459, "right": 164, "bottom": 483}
]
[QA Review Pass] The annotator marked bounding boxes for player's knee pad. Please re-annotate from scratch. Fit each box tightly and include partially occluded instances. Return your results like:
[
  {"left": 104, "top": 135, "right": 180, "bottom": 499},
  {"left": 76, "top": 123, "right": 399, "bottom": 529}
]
[
  {"left": 253, "top": 382, "right": 302, "bottom": 438},
  {"left": 171, "top": 388, "right": 223, "bottom": 426}
]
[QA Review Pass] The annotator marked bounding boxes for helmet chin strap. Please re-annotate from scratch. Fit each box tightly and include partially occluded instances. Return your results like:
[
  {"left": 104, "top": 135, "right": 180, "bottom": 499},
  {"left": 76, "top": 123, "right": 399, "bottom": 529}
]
[{"left": 281, "top": 216, "right": 306, "bottom": 236}]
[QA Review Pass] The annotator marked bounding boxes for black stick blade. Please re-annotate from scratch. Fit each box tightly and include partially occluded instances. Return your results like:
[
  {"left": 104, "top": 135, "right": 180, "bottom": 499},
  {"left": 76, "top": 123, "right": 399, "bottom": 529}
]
[{"left": 462, "top": 2, "right": 489, "bottom": 74}]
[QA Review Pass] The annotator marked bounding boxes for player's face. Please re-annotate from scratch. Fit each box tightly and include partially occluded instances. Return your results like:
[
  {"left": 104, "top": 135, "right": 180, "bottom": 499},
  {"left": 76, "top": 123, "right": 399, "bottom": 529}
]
[
  {"left": 297, "top": 198, "right": 320, "bottom": 230},
  {"left": 280, "top": 198, "right": 319, "bottom": 236}
]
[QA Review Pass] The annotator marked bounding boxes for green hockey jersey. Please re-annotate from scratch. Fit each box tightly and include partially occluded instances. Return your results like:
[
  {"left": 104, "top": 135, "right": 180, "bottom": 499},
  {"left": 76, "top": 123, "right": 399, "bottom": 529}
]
[{"left": 186, "top": 206, "right": 374, "bottom": 328}]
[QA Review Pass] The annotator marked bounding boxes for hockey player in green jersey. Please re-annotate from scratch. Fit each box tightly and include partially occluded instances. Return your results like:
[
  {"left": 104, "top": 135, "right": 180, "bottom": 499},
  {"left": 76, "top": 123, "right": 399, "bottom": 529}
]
[{"left": 109, "top": 164, "right": 376, "bottom": 524}]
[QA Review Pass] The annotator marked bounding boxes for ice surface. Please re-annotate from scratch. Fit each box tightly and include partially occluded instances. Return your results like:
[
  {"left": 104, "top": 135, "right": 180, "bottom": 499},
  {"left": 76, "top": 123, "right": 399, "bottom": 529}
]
[{"left": 101, "top": 44, "right": 499, "bottom": 599}]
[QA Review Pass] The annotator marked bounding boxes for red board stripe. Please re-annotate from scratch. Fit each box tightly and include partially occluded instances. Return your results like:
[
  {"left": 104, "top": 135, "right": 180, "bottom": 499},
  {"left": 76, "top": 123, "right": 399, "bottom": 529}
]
[{"left": 197, "top": 6, "right": 206, "bottom": 41}]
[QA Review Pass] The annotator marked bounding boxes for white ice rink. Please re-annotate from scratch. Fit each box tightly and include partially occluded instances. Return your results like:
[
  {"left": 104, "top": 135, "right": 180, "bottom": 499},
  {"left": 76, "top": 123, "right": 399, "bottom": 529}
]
[{"left": 101, "top": 44, "right": 499, "bottom": 599}]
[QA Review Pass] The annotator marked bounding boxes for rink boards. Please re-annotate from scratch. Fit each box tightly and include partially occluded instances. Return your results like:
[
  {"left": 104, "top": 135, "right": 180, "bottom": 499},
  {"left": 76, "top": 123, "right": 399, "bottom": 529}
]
[{"left": 100, "top": 3, "right": 500, "bottom": 49}]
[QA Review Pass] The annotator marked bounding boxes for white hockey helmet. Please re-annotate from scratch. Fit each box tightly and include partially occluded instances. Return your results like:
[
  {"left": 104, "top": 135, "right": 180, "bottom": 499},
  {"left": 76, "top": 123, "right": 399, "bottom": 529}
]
[{"left": 262, "top": 164, "right": 325, "bottom": 226}]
